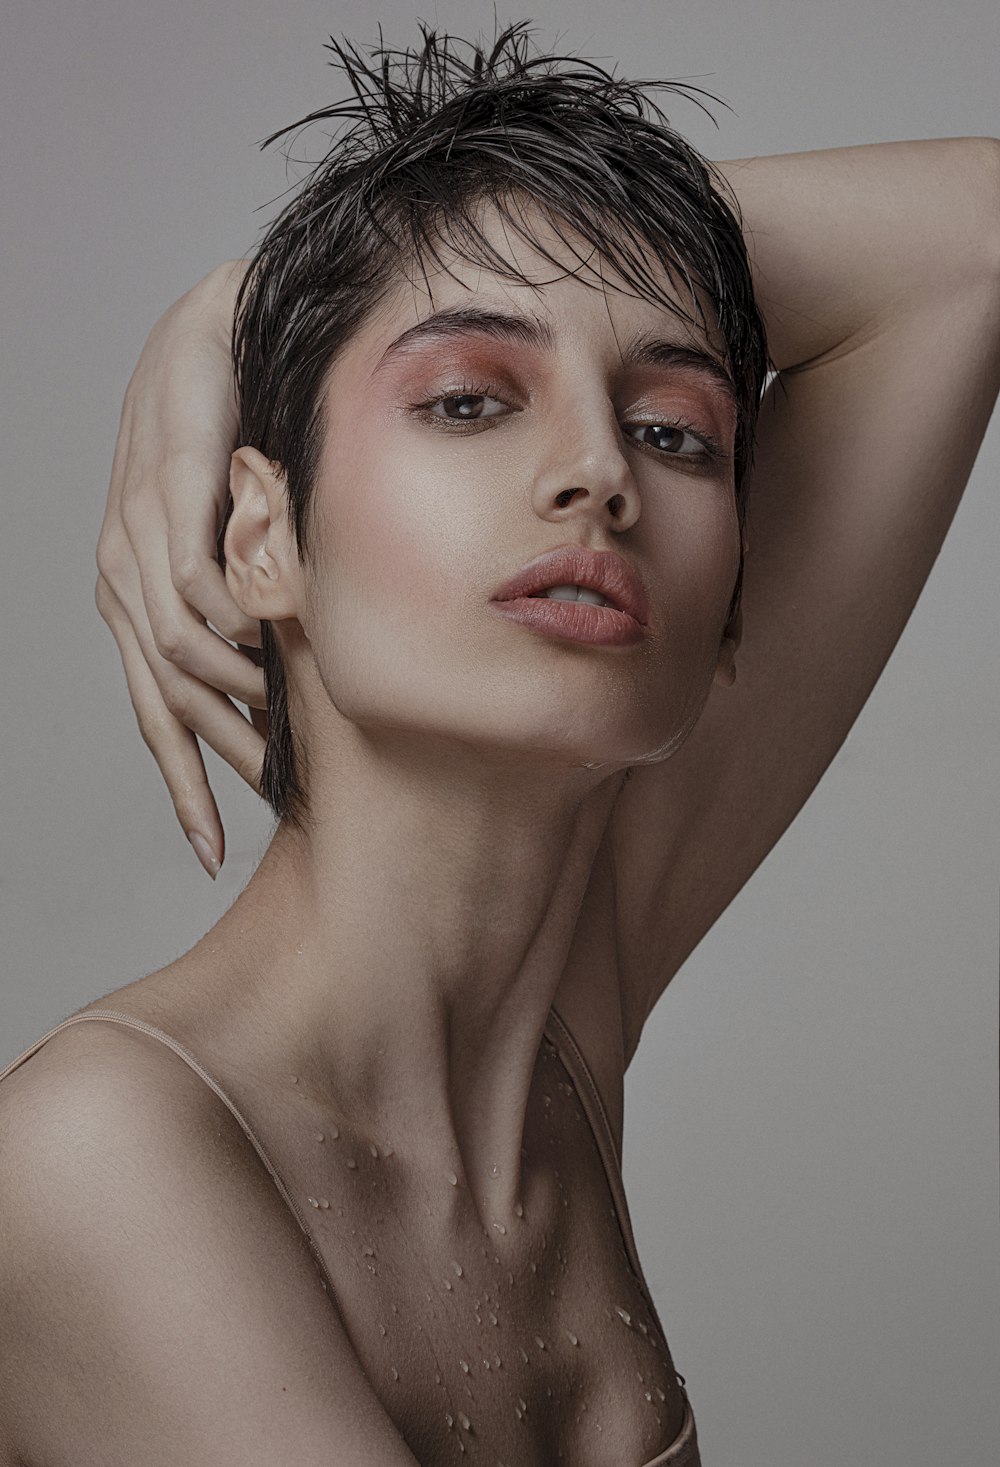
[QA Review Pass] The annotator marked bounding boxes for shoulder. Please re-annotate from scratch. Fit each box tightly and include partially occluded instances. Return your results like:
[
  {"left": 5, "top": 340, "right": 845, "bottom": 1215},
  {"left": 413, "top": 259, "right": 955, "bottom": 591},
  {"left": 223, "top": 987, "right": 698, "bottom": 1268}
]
[{"left": 0, "top": 1019, "right": 417, "bottom": 1467}]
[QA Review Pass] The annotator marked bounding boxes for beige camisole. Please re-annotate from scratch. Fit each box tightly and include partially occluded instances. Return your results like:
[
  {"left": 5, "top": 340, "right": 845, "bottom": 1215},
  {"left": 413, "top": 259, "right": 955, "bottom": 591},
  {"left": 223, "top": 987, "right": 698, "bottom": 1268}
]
[{"left": 0, "top": 1006, "right": 700, "bottom": 1466}]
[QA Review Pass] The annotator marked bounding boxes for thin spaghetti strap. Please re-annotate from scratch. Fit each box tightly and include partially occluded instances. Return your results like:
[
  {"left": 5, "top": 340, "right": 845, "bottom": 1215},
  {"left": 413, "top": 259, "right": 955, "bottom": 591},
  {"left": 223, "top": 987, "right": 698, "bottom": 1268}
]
[
  {"left": 0, "top": 1010, "right": 339, "bottom": 1303},
  {"left": 543, "top": 1006, "right": 700, "bottom": 1463},
  {"left": 544, "top": 1006, "right": 667, "bottom": 1333}
]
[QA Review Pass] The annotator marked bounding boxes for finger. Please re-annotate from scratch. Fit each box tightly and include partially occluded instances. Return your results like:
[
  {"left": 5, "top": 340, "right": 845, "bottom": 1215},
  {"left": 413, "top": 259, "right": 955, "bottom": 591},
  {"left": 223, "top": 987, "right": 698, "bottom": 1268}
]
[
  {"left": 96, "top": 572, "right": 226, "bottom": 869},
  {"left": 97, "top": 567, "right": 266, "bottom": 799},
  {"left": 124, "top": 509, "right": 267, "bottom": 709}
]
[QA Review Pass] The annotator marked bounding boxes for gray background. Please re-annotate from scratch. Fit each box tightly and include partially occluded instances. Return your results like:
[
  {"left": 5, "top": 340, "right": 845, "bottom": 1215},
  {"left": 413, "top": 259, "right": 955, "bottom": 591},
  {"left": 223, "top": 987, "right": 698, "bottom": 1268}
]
[{"left": 2, "top": 2, "right": 997, "bottom": 1464}]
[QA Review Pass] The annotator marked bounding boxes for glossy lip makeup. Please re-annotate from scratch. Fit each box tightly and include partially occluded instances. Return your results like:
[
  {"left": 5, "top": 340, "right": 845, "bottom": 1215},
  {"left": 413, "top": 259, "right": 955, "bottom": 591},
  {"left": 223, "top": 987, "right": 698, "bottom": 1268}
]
[{"left": 487, "top": 594, "right": 650, "bottom": 646}]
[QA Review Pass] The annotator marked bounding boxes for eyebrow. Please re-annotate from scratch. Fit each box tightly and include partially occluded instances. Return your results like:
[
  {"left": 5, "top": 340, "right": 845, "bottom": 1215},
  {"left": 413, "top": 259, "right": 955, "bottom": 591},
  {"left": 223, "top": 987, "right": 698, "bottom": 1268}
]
[{"left": 373, "top": 305, "right": 738, "bottom": 407}]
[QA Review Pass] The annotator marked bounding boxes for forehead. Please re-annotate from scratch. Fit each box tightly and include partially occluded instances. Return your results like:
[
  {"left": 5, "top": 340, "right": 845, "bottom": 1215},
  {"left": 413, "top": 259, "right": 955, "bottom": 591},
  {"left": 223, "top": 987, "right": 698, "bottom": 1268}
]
[{"left": 351, "top": 194, "right": 729, "bottom": 370}]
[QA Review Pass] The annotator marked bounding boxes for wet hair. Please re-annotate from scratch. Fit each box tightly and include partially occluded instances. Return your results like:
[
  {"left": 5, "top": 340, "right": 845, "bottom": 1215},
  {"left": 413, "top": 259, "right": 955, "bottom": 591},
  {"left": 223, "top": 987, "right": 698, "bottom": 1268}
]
[{"left": 225, "top": 20, "right": 773, "bottom": 829}]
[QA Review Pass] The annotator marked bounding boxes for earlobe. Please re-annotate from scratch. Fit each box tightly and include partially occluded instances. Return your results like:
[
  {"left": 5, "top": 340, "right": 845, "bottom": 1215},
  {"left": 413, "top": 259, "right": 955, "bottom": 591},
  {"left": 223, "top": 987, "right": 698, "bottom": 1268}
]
[
  {"left": 713, "top": 636, "right": 738, "bottom": 687},
  {"left": 713, "top": 604, "right": 742, "bottom": 689},
  {"left": 225, "top": 447, "right": 300, "bottom": 622}
]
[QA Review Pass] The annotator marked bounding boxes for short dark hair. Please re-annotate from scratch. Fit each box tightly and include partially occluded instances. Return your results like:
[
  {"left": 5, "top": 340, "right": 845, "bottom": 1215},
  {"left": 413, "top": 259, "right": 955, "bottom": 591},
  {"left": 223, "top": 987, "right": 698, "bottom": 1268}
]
[{"left": 226, "top": 20, "right": 772, "bottom": 829}]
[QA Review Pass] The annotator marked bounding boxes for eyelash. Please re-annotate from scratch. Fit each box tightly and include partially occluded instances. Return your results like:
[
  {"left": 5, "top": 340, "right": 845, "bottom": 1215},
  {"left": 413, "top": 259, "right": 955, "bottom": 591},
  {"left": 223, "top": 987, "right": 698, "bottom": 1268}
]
[{"left": 409, "top": 382, "right": 726, "bottom": 461}]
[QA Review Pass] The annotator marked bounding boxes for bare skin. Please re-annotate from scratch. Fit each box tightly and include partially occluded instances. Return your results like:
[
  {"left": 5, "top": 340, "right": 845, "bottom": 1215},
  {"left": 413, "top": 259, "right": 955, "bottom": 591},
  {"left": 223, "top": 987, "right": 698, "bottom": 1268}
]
[{"left": 2, "top": 141, "right": 999, "bottom": 1466}]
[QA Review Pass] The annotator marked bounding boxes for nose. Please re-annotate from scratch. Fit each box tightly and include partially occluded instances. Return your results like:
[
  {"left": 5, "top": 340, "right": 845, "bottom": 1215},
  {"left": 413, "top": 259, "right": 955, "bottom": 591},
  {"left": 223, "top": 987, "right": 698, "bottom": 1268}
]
[{"left": 529, "top": 392, "right": 640, "bottom": 530}]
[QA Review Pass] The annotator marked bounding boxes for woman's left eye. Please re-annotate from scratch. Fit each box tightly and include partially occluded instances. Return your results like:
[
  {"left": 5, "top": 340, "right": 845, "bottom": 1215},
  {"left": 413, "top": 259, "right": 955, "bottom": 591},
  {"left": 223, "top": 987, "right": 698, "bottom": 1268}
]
[{"left": 625, "top": 420, "right": 718, "bottom": 458}]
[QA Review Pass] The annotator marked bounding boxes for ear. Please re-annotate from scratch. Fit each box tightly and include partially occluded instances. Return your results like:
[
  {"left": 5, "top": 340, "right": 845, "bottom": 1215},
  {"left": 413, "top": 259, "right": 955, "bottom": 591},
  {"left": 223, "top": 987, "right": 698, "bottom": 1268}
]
[
  {"left": 713, "top": 603, "right": 743, "bottom": 689},
  {"left": 225, "top": 447, "right": 302, "bottom": 623}
]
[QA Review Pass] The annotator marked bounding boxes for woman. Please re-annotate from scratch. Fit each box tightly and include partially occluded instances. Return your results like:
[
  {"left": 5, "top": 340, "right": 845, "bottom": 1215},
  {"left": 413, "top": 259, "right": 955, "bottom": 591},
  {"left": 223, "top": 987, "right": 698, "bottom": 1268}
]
[{"left": 1, "top": 23, "right": 997, "bottom": 1467}]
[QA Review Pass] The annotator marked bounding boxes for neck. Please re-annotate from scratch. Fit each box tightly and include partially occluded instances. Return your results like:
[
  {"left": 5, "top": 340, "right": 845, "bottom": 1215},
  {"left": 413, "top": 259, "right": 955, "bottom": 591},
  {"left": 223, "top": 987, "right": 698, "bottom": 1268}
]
[{"left": 204, "top": 735, "right": 626, "bottom": 1214}]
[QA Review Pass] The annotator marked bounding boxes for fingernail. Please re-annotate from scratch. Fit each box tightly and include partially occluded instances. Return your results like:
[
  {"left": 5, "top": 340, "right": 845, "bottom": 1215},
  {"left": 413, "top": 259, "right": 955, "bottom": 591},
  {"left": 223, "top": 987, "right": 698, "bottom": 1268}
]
[{"left": 187, "top": 831, "right": 221, "bottom": 880}]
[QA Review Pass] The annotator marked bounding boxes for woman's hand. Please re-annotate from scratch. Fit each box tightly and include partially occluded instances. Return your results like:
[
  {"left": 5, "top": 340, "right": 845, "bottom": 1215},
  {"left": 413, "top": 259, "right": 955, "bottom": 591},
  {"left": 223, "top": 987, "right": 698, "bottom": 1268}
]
[{"left": 95, "top": 260, "right": 268, "bottom": 880}]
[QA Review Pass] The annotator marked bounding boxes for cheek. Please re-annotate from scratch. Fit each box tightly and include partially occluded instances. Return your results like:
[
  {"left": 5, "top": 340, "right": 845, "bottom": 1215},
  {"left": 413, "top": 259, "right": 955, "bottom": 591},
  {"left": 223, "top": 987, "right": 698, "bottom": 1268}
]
[
  {"left": 650, "top": 476, "right": 741, "bottom": 620},
  {"left": 302, "top": 430, "right": 493, "bottom": 705}
]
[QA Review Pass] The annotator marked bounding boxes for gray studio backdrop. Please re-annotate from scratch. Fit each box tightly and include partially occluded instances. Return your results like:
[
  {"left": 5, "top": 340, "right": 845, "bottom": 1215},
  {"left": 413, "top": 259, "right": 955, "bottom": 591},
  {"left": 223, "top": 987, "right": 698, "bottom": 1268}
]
[{"left": 2, "top": 3, "right": 997, "bottom": 1464}]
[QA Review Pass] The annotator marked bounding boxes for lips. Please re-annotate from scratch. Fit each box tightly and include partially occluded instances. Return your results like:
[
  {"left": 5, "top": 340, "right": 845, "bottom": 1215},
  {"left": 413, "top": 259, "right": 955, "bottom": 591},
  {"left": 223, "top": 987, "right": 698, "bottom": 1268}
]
[{"left": 490, "top": 545, "right": 650, "bottom": 628}]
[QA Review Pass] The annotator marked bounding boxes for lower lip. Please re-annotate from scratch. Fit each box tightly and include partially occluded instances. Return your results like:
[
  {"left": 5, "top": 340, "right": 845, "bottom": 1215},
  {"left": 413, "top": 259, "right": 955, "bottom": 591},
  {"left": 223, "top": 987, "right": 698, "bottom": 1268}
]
[{"left": 488, "top": 596, "right": 649, "bottom": 646}]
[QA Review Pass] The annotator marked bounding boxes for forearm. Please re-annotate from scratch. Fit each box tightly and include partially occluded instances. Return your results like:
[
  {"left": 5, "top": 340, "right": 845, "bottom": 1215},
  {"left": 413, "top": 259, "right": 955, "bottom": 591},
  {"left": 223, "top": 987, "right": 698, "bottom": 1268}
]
[{"left": 712, "top": 138, "right": 1000, "bottom": 371}]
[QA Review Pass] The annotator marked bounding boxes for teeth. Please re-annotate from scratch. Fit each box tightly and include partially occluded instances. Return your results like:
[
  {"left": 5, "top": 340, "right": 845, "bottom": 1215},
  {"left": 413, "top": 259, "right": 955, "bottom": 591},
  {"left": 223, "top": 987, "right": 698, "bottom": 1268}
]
[{"left": 542, "top": 584, "right": 612, "bottom": 608}]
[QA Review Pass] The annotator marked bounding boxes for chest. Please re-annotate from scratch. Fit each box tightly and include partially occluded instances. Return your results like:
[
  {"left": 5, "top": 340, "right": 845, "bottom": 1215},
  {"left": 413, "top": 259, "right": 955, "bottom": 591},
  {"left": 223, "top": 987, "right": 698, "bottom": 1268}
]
[{"left": 249, "top": 1039, "right": 686, "bottom": 1466}]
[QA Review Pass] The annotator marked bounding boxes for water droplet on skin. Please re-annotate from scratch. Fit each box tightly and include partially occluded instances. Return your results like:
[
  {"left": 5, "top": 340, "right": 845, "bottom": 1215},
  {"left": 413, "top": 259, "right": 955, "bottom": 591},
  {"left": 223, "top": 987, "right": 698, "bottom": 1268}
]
[
  {"left": 444, "top": 1280, "right": 453, "bottom": 1292},
  {"left": 494, "top": 1354, "right": 502, "bottom": 1368},
  {"left": 319, "top": 1198, "right": 330, "bottom": 1209},
  {"left": 459, "top": 1359, "right": 470, "bottom": 1373},
  {"left": 307, "top": 1196, "right": 320, "bottom": 1208},
  {"left": 483, "top": 1357, "right": 491, "bottom": 1370},
  {"left": 391, "top": 1304, "right": 398, "bottom": 1314},
  {"left": 518, "top": 1346, "right": 529, "bottom": 1364},
  {"left": 656, "top": 1387, "right": 666, "bottom": 1401},
  {"left": 291, "top": 1075, "right": 299, "bottom": 1085},
  {"left": 534, "top": 1336, "right": 547, "bottom": 1351},
  {"left": 346, "top": 1158, "right": 358, "bottom": 1170},
  {"left": 474, "top": 1312, "right": 482, "bottom": 1324},
  {"left": 458, "top": 1412, "right": 472, "bottom": 1432},
  {"left": 452, "top": 1261, "right": 464, "bottom": 1278},
  {"left": 516, "top": 1397, "right": 527, "bottom": 1414},
  {"left": 369, "top": 1143, "right": 379, "bottom": 1158},
  {"left": 566, "top": 1331, "right": 579, "bottom": 1346},
  {"left": 445, "top": 1413, "right": 455, "bottom": 1428},
  {"left": 378, "top": 1324, "right": 387, "bottom": 1336},
  {"left": 383, "top": 1143, "right": 394, "bottom": 1156},
  {"left": 362, "top": 1245, "right": 375, "bottom": 1257},
  {"left": 514, "top": 1202, "right": 524, "bottom": 1218},
  {"left": 529, "top": 1262, "right": 537, "bottom": 1273},
  {"left": 447, "top": 1171, "right": 458, "bottom": 1186},
  {"left": 616, "top": 1306, "right": 632, "bottom": 1327},
  {"left": 329, "top": 1123, "right": 340, "bottom": 1140},
  {"left": 638, "top": 1320, "right": 649, "bottom": 1336},
  {"left": 514, "top": 1406, "right": 523, "bottom": 1421},
  {"left": 492, "top": 1221, "right": 507, "bottom": 1235},
  {"left": 506, "top": 1271, "right": 514, "bottom": 1286},
  {"left": 314, "top": 1132, "right": 325, "bottom": 1143},
  {"left": 435, "top": 1372, "right": 442, "bottom": 1385}
]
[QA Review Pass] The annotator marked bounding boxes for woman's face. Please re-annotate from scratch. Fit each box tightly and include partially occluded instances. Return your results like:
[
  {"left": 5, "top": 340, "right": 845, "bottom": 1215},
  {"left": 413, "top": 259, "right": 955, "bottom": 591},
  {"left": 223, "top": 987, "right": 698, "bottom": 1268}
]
[{"left": 291, "top": 202, "right": 741, "bottom": 779}]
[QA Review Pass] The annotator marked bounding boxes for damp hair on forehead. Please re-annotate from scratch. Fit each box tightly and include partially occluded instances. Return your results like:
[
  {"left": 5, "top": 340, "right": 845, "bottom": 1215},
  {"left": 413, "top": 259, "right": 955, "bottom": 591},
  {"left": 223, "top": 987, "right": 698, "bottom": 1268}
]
[{"left": 225, "top": 19, "right": 773, "bottom": 829}]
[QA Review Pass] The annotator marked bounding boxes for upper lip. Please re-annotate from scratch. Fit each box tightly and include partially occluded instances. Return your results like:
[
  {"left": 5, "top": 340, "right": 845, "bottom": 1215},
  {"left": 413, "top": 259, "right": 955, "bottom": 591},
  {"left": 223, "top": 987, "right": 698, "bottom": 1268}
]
[{"left": 491, "top": 545, "right": 650, "bottom": 627}]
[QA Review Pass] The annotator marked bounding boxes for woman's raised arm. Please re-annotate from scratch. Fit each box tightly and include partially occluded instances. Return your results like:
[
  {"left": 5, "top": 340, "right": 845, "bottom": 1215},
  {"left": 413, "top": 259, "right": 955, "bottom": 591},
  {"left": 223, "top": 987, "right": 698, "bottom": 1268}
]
[{"left": 95, "top": 260, "right": 266, "bottom": 879}]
